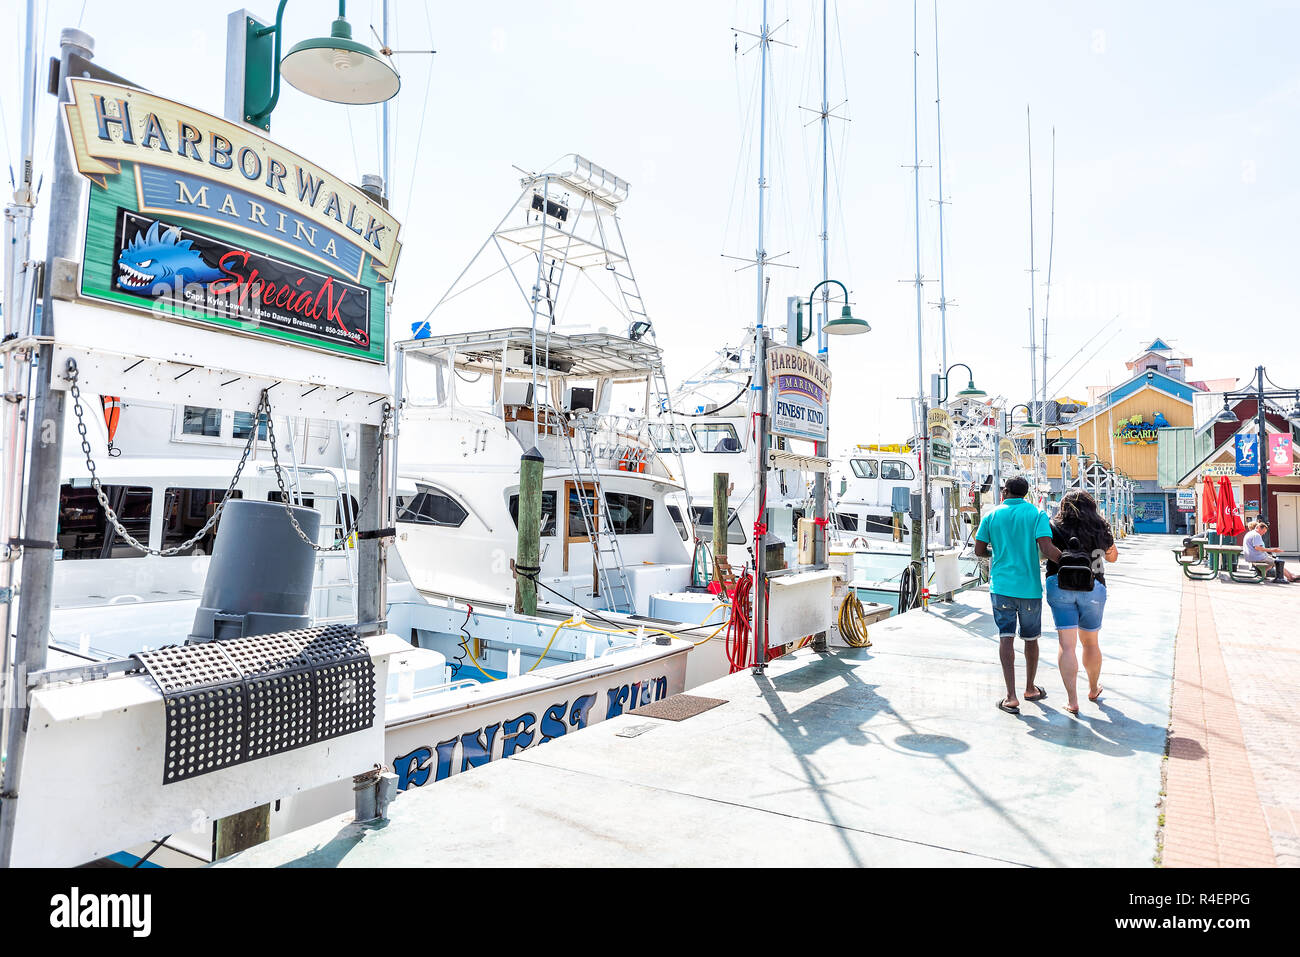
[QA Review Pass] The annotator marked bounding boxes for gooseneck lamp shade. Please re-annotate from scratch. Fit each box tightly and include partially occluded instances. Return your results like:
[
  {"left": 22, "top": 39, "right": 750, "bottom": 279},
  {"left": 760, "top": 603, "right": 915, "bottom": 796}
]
[
  {"left": 1213, "top": 401, "right": 1239, "bottom": 425},
  {"left": 280, "top": 18, "right": 400, "bottom": 106},
  {"left": 955, "top": 377, "right": 987, "bottom": 399},
  {"left": 822, "top": 304, "right": 870, "bottom": 335}
]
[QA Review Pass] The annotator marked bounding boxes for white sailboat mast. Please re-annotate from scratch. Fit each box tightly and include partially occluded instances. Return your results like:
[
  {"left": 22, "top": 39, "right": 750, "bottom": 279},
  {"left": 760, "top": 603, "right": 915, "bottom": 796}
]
[{"left": 933, "top": 0, "right": 949, "bottom": 374}]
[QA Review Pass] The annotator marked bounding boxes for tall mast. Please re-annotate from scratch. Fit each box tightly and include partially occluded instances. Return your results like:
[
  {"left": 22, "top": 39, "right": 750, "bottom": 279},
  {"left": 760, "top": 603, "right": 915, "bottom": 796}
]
[
  {"left": 1041, "top": 127, "right": 1055, "bottom": 431},
  {"left": 756, "top": 0, "right": 769, "bottom": 340},
  {"left": 911, "top": 0, "right": 930, "bottom": 592},
  {"left": 1026, "top": 106, "right": 1038, "bottom": 423},
  {"left": 933, "top": 0, "right": 948, "bottom": 373},
  {"left": 819, "top": 0, "right": 829, "bottom": 348},
  {"left": 912, "top": 2, "right": 925, "bottom": 403},
  {"left": 381, "top": 0, "right": 391, "bottom": 195}
]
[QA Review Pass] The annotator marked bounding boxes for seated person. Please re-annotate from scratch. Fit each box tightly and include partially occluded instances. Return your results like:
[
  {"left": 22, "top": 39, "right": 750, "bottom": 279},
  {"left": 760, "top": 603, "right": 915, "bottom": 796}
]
[{"left": 1242, "top": 521, "right": 1298, "bottom": 582}]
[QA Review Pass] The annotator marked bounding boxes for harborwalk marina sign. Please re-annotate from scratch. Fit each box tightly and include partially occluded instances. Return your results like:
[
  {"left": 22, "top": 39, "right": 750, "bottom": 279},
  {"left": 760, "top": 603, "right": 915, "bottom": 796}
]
[
  {"left": 64, "top": 78, "right": 402, "bottom": 363},
  {"left": 766, "top": 345, "right": 832, "bottom": 443}
]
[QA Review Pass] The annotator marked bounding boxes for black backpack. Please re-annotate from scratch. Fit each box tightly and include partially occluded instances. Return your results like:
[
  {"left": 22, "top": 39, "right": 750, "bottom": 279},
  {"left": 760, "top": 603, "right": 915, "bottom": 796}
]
[{"left": 1056, "top": 536, "right": 1096, "bottom": 592}]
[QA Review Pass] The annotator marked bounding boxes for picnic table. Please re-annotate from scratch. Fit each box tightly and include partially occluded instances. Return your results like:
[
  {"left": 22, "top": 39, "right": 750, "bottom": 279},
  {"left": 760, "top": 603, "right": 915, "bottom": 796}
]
[
  {"left": 1171, "top": 539, "right": 1217, "bottom": 581},
  {"left": 1203, "top": 543, "right": 1271, "bottom": 583}
]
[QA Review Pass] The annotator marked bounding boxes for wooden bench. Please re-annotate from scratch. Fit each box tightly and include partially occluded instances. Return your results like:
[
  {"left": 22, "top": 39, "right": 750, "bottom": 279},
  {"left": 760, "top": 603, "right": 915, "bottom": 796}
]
[{"left": 1202, "top": 544, "right": 1271, "bottom": 583}]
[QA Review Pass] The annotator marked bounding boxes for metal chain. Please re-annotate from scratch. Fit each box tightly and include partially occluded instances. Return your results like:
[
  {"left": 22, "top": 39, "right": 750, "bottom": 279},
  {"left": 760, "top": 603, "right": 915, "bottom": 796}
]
[
  {"left": 66, "top": 358, "right": 392, "bottom": 556},
  {"left": 264, "top": 397, "right": 390, "bottom": 551},
  {"left": 67, "top": 359, "right": 261, "bottom": 557}
]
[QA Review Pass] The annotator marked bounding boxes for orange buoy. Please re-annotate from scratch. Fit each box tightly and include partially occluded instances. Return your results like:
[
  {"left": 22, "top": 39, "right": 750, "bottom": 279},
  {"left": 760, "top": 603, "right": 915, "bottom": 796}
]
[{"left": 101, "top": 395, "right": 122, "bottom": 457}]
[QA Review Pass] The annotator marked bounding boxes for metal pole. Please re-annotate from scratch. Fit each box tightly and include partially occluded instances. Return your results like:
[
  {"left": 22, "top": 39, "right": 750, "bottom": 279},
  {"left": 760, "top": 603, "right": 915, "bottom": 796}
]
[
  {"left": 1, "top": 27, "right": 95, "bottom": 868},
  {"left": 811, "top": 0, "right": 828, "bottom": 636},
  {"left": 1257, "top": 366, "right": 1269, "bottom": 528},
  {"left": 911, "top": 1, "right": 930, "bottom": 595},
  {"left": 1, "top": 0, "right": 41, "bottom": 688},
  {"left": 752, "top": 0, "right": 770, "bottom": 673},
  {"left": 381, "top": 0, "right": 390, "bottom": 196},
  {"left": 753, "top": 331, "right": 769, "bottom": 671},
  {"left": 933, "top": 0, "right": 948, "bottom": 373}
]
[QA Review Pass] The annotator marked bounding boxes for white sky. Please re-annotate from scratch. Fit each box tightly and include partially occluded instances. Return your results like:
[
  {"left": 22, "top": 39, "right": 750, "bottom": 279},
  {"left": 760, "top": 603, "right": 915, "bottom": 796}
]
[{"left": 4, "top": 1, "right": 1299, "bottom": 452}]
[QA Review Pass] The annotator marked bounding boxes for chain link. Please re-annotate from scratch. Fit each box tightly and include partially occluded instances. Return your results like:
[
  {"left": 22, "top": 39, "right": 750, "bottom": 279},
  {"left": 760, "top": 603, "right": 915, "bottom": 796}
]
[
  {"left": 66, "top": 359, "right": 392, "bottom": 557},
  {"left": 68, "top": 359, "right": 261, "bottom": 557}
]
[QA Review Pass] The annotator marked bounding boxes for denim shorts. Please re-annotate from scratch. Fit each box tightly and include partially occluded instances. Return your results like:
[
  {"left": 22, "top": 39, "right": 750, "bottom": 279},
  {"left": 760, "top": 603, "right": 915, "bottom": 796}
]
[
  {"left": 1045, "top": 575, "right": 1107, "bottom": 631},
  {"left": 990, "top": 593, "right": 1043, "bottom": 641}
]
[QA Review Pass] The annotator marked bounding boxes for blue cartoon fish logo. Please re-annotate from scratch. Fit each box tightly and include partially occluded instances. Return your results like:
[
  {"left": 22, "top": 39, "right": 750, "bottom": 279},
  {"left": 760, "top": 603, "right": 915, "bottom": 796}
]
[{"left": 117, "top": 221, "right": 224, "bottom": 293}]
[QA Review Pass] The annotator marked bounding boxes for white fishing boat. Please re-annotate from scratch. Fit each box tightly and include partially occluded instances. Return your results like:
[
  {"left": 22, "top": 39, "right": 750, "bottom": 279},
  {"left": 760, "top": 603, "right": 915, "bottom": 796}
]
[{"left": 0, "top": 19, "right": 694, "bottom": 869}]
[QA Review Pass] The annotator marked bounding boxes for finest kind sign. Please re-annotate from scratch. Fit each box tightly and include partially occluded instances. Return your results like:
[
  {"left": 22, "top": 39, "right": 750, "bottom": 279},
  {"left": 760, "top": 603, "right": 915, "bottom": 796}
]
[
  {"left": 64, "top": 78, "right": 402, "bottom": 363},
  {"left": 766, "top": 345, "right": 831, "bottom": 443}
]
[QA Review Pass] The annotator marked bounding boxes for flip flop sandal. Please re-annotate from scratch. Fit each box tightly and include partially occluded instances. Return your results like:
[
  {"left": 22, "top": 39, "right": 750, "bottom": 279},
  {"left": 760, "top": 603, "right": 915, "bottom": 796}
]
[
  {"left": 1065, "top": 704, "right": 1080, "bottom": 716},
  {"left": 1088, "top": 687, "right": 1104, "bottom": 702},
  {"left": 997, "top": 698, "right": 1020, "bottom": 714},
  {"left": 1024, "top": 685, "right": 1048, "bottom": 701}
]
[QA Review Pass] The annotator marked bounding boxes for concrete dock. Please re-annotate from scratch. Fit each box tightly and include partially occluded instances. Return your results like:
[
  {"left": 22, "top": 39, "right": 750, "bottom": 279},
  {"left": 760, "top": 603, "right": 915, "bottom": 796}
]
[{"left": 219, "top": 534, "right": 1185, "bottom": 868}]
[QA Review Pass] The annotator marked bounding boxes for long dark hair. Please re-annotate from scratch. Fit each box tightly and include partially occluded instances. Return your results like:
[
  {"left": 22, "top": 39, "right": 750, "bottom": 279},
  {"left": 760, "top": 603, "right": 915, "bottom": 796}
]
[{"left": 1053, "top": 490, "right": 1111, "bottom": 545}]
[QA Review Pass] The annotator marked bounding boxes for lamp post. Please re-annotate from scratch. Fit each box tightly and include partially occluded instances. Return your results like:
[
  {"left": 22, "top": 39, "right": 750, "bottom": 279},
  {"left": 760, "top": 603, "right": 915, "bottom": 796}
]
[
  {"left": 1044, "top": 426, "right": 1065, "bottom": 506},
  {"left": 1212, "top": 366, "right": 1300, "bottom": 534},
  {"left": 935, "top": 363, "right": 985, "bottom": 547},
  {"left": 797, "top": 279, "right": 867, "bottom": 595},
  {"left": 239, "top": 0, "right": 401, "bottom": 131}
]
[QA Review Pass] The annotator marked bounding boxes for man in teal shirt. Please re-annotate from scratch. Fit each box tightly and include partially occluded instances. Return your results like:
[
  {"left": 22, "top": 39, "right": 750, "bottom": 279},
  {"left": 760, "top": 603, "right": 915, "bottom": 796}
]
[{"left": 974, "top": 476, "right": 1061, "bottom": 714}]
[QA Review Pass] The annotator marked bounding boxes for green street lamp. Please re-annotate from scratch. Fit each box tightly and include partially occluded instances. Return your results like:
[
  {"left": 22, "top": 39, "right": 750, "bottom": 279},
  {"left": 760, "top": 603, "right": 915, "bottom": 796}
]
[
  {"left": 799, "top": 279, "right": 869, "bottom": 338},
  {"left": 1005, "top": 403, "right": 1040, "bottom": 432},
  {"left": 936, "top": 362, "right": 986, "bottom": 403},
  {"left": 243, "top": 1, "right": 401, "bottom": 131}
]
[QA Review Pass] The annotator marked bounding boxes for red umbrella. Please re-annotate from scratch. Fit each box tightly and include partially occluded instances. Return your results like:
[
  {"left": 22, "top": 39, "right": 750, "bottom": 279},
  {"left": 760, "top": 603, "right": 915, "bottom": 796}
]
[
  {"left": 1216, "top": 475, "right": 1245, "bottom": 538},
  {"left": 1201, "top": 475, "right": 1219, "bottom": 530}
]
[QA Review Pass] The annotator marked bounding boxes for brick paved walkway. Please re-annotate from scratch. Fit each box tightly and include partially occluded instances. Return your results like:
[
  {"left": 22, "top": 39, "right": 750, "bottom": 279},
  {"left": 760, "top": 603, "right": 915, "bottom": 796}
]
[{"left": 1163, "top": 573, "right": 1299, "bottom": 867}]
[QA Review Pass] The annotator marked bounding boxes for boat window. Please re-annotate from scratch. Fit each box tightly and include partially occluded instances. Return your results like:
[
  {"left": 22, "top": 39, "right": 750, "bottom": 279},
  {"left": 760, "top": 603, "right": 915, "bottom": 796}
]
[
  {"left": 182, "top": 405, "right": 222, "bottom": 437},
  {"left": 863, "top": 514, "right": 896, "bottom": 534},
  {"left": 692, "top": 423, "right": 742, "bottom": 453},
  {"left": 649, "top": 423, "right": 695, "bottom": 453},
  {"left": 834, "top": 512, "right": 858, "bottom": 531},
  {"left": 850, "top": 459, "right": 878, "bottom": 479},
  {"left": 881, "top": 460, "right": 915, "bottom": 481},
  {"left": 666, "top": 504, "right": 689, "bottom": 541},
  {"left": 508, "top": 491, "right": 558, "bottom": 537},
  {"left": 397, "top": 486, "right": 469, "bottom": 527},
  {"left": 689, "top": 505, "right": 747, "bottom": 545},
  {"left": 404, "top": 350, "right": 452, "bottom": 406},
  {"left": 567, "top": 487, "right": 599, "bottom": 538},
  {"left": 232, "top": 410, "right": 269, "bottom": 441},
  {"left": 162, "top": 487, "right": 244, "bottom": 555},
  {"left": 56, "top": 484, "right": 153, "bottom": 560},
  {"left": 604, "top": 493, "right": 654, "bottom": 535}
]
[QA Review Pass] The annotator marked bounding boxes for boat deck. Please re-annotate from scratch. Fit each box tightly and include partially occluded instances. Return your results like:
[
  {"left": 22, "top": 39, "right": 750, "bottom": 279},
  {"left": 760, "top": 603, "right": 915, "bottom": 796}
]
[{"left": 214, "top": 534, "right": 1183, "bottom": 868}]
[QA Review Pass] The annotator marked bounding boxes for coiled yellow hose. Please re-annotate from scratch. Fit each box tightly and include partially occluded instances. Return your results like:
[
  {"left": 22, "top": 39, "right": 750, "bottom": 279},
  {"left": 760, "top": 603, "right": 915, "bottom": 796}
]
[{"left": 837, "top": 592, "right": 872, "bottom": 648}]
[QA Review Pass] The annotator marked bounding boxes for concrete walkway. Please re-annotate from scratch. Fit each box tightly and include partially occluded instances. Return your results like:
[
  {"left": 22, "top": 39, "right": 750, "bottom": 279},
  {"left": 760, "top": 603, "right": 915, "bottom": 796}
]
[
  {"left": 217, "top": 534, "right": 1184, "bottom": 868},
  {"left": 1163, "top": 568, "right": 1300, "bottom": 867}
]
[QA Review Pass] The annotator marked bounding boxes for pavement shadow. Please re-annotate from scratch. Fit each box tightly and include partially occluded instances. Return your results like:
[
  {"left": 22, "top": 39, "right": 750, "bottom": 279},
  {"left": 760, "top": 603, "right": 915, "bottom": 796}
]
[
  {"left": 751, "top": 652, "right": 1065, "bottom": 866},
  {"left": 1014, "top": 699, "right": 1167, "bottom": 757}
]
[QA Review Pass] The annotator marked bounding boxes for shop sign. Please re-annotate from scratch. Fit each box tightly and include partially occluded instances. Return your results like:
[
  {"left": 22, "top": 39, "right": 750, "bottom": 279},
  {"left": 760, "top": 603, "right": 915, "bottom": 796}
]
[
  {"left": 766, "top": 346, "right": 831, "bottom": 443},
  {"left": 1113, "top": 411, "right": 1171, "bottom": 445},
  {"left": 63, "top": 78, "right": 402, "bottom": 363},
  {"left": 1175, "top": 489, "right": 1195, "bottom": 512}
]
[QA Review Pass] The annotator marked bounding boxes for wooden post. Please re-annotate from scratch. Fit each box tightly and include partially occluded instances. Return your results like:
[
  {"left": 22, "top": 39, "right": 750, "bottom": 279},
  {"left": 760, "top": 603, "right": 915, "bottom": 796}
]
[
  {"left": 214, "top": 804, "right": 270, "bottom": 859},
  {"left": 712, "top": 472, "right": 729, "bottom": 582},
  {"left": 514, "top": 448, "right": 544, "bottom": 615}
]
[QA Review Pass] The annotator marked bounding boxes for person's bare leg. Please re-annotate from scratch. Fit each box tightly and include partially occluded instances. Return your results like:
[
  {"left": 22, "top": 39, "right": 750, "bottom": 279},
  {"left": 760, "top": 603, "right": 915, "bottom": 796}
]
[
  {"left": 999, "top": 637, "right": 1018, "bottom": 708},
  {"left": 1080, "top": 629, "right": 1103, "bottom": 700},
  {"left": 1022, "top": 639, "right": 1039, "bottom": 698},
  {"left": 1057, "top": 627, "right": 1080, "bottom": 713}
]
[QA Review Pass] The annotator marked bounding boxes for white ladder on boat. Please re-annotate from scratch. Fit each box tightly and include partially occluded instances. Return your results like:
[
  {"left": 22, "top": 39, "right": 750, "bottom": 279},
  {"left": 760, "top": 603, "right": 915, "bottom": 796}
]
[{"left": 561, "top": 416, "right": 634, "bottom": 613}]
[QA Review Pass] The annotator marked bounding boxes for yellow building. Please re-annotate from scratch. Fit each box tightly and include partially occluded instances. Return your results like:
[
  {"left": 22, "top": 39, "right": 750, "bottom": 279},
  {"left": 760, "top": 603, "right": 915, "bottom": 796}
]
[{"left": 1013, "top": 339, "right": 1207, "bottom": 532}]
